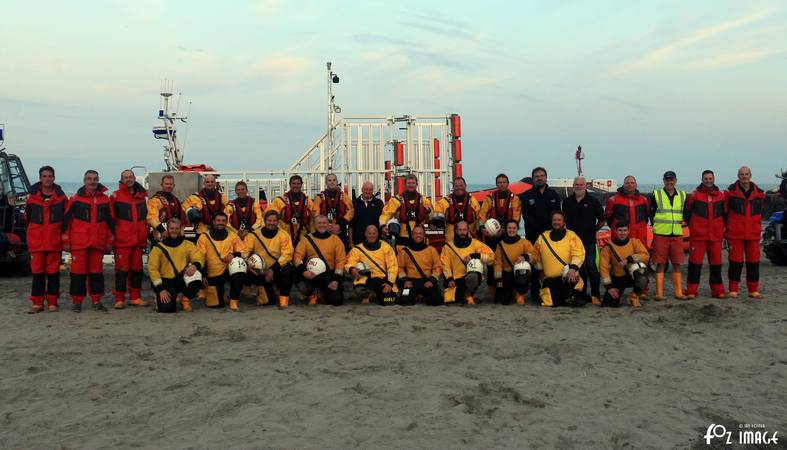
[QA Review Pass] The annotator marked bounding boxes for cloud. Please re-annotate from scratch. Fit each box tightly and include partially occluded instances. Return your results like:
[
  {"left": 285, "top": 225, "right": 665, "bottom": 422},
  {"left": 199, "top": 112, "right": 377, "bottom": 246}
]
[
  {"left": 176, "top": 46, "right": 206, "bottom": 53},
  {"left": 255, "top": 0, "right": 285, "bottom": 19},
  {"left": 610, "top": 7, "right": 779, "bottom": 76},
  {"left": 249, "top": 55, "right": 308, "bottom": 78},
  {"left": 600, "top": 95, "right": 649, "bottom": 111},
  {"left": 0, "top": 96, "right": 46, "bottom": 107},
  {"left": 688, "top": 48, "right": 787, "bottom": 71}
]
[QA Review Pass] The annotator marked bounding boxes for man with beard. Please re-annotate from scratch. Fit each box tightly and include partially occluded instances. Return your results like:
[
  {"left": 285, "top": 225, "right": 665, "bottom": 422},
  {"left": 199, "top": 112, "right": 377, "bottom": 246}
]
[
  {"left": 63, "top": 170, "right": 114, "bottom": 312},
  {"left": 270, "top": 175, "right": 313, "bottom": 248},
  {"left": 246, "top": 210, "right": 294, "bottom": 309},
  {"left": 684, "top": 170, "right": 728, "bottom": 299},
  {"left": 196, "top": 212, "right": 248, "bottom": 311},
  {"left": 225, "top": 180, "right": 263, "bottom": 240},
  {"left": 440, "top": 220, "right": 494, "bottom": 305},
  {"left": 110, "top": 169, "right": 149, "bottom": 309},
  {"left": 520, "top": 168, "right": 560, "bottom": 303},
  {"left": 293, "top": 215, "right": 347, "bottom": 306},
  {"left": 478, "top": 173, "right": 522, "bottom": 298},
  {"left": 147, "top": 174, "right": 184, "bottom": 242},
  {"left": 312, "top": 173, "right": 354, "bottom": 248},
  {"left": 532, "top": 211, "right": 586, "bottom": 307},
  {"left": 149, "top": 218, "right": 204, "bottom": 313},
  {"left": 605, "top": 175, "right": 650, "bottom": 298},
  {"left": 397, "top": 225, "right": 442, "bottom": 306},
  {"left": 725, "top": 166, "right": 765, "bottom": 299},
  {"left": 25, "top": 165, "right": 68, "bottom": 313},
  {"left": 347, "top": 224, "right": 399, "bottom": 305},
  {"left": 494, "top": 220, "right": 536, "bottom": 305},
  {"left": 380, "top": 174, "right": 433, "bottom": 248},
  {"left": 183, "top": 175, "right": 228, "bottom": 235},
  {"left": 434, "top": 176, "right": 480, "bottom": 242}
]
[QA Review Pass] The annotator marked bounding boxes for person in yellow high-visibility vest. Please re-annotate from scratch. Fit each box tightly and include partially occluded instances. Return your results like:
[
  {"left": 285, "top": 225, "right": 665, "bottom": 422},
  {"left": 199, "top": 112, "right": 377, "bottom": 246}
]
[
  {"left": 347, "top": 224, "right": 399, "bottom": 305},
  {"left": 648, "top": 171, "right": 687, "bottom": 300}
]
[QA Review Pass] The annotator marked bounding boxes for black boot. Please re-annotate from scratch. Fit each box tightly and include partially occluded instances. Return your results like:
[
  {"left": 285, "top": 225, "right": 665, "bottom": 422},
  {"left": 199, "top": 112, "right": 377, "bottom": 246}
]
[
  {"left": 72, "top": 303, "right": 82, "bottom": 313},
  {"left": 94, "top": 302, "right": 107, "bottom": 312}
]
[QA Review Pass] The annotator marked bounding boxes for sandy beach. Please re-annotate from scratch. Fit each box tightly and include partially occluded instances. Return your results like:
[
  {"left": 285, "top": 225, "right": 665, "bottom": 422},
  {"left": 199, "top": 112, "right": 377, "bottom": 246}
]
[{"left": 1, "top": 259, "right": 785, "bottom": 449}]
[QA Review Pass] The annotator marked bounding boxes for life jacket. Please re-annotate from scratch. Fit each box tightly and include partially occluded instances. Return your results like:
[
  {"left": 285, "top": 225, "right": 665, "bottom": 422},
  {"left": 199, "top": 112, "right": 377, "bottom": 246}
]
[
  {"left": 25, "top": 182, "right": 68, "bottom": 252},
  {"left": 607, "top": 187, "right": 649, "bottom": 242},
  {"left": 488, "top": 190, "right": 515, "bottom": 221},
  {"left": 151, "top": 191, "right": 183, "bottom": 224},
  {"left": 63, "top": 184, "right": 113, "bottom": 251},
  {"left": 318, "top": 189, "right": 347, "bottom": 223},
  {"left": 725, "top": 181, "right": 764, "bottom": 241},
  {"left": 279, "top": 191, "right": 310, "bottom": 226},
  {"left": 397, "top": 192, "right": 427, "bottom": 223},
  {"left": 229, "top": 197, "right": 257, "bottom": 231},
  {"left": 687, "top": 184, "right": 725, "bottom": 241},
  {"left": 445, "top": 193, "right": 476, "bottom": 224},
  {"left": 197, "top": 189, "right": 225, "bottom": 224},
  {"left": 111, "top": 182, "right": 148, "bottom": 248}
]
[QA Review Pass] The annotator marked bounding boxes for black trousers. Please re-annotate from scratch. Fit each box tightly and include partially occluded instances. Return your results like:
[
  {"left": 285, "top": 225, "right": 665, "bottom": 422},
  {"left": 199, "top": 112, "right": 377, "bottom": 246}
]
[
  {"left": 299, "top": 273, "right": 344, "bottom": 306},
  {"left": 495, "top": 271, "right": 529, "bottom": 305},
  {"left": 247, "top": 264, "right": 294, "bottom": 301},
  {"left": 356, "top": 277, "right": 397, "bottom": 306},
  {"left": 155, "top": 278, "right": 202, "bottom": 313},
  {"left": 602, "top": 275, "right": 639, "bottom": 307},
  {"left": 398, "top": 278, "right": 442, "bottom": 306},
  {"left": 541, "top": 277, "right": 586, "bottom": 307},
  {"left": 579, "top": 243, "right": 601, "bottom": 297},
  {"left": 207, "top": 272, "right": 245, "bottom": 308}
]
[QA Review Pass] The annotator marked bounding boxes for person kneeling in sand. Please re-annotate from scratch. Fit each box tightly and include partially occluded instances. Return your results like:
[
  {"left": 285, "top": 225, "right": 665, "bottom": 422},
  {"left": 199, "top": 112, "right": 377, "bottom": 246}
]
[
  {"left": 397, "top": 225, "right": 442, "bottom": 306},
  {"left": 246, "top": 210, "right": 294, "bottom": 309},
  {"left": 599, "top": 221, "right": 650, "bottom": 308},
  {"left": 532, "top": 211, "right": 586, "bottom": 307},
  {"left": 347, "top": 224, "right": 399, "bottom": 305},
  {"left": 440, "top": 220, "right": 494, "bottom": 305},
  {"left": 196, "top": 212, "right": 248, "bottom": 311},
  {"left": 293, "top": 215, "right": 347, "bottom": 306},
  {"left": 149, "top": 218, "right": 204, "bottom": 313},
  {"left": 494, "top": 220, "right": 536, "bottom": 305}
]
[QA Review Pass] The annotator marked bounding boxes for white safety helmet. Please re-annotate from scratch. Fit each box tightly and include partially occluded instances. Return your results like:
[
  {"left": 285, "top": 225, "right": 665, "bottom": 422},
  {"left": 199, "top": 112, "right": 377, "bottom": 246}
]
[
  {"left": 561, "top": 264, "right": 573, "bottom": 281},
  {"left": 627, "top": 261, "right": 649, "bottom": 289},
  {"left": 484, "top": 218, "right": 502, "bottom": 236},
  {"left": 466, "top": 258, "right": 484, "bottom": 275},
  {"left": 355, "top": 262, "right": 371, "bottom": 275},
  {"left": 306, "top": 257, "right": 327, "bottom": 276},
  {"left": 228, "top": 257, "right": 248, "bottom": 276},
  {"left": 513, "top": 260, "right": 532, "bottom": 277},
  {"left": 247, "top": 254, "right": 265, "bottom": 271},
  {"left": 386, "top": 218, "right": 401, "bottom": 235},
  {"left": 183, "top": 268, "right": 202, "bottom": 285}
]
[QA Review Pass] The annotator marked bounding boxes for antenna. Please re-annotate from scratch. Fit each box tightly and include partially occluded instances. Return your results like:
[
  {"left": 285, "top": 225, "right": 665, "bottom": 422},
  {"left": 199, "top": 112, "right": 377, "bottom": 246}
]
[
  {"left": 153, "top": 80, "right": 188, "bottom": 171},
  {"left": 575, "top": 145, "right": 584, "bottom": 177}
]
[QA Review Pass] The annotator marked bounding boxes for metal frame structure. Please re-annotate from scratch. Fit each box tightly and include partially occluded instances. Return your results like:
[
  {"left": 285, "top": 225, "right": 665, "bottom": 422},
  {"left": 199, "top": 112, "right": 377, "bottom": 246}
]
[
  {"left": 153, "top": 81, "right": 189, "bottom": 172},
  {"left": 162, "top": 63, "right": 461, "bottom": 203}
]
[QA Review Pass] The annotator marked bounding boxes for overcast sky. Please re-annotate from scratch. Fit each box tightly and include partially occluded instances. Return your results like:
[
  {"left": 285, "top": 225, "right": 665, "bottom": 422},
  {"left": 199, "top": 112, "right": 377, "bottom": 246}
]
[{"left": 1, "top": 0, "right": 786, "bottom": 186}]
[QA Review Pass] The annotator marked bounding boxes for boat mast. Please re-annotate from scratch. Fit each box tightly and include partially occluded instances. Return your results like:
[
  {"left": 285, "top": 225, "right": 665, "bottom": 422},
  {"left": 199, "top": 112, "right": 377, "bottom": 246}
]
[
  {"left": 575, "top": 145, "right": 584, "bottom": 177},
  {"left": 154, "top": 80, "right": 189, "bottom": 172}
]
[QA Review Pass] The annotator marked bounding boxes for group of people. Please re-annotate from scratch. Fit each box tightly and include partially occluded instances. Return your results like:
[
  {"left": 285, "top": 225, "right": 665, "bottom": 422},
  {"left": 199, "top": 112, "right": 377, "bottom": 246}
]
[{"left": 24, "top": 163, "right": 767, "bottom": 313}]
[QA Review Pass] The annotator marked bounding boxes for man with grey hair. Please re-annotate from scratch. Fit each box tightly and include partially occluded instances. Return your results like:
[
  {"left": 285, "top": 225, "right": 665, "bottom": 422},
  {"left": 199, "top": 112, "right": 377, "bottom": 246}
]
[
  {"left": 350, "top": 181, "right": 384, "bottom": 246},
  {"left": 605, "top": 175, "right": 650, "bottom": 298},
  {"left": 725, "top": 166, "right": 765, "bottom": 298},
  {"left": 182, "top": 174, "right": 228, "bottom": 235},
  {"left": 563, "top": 176, "right": 605, "bottom": 304}
]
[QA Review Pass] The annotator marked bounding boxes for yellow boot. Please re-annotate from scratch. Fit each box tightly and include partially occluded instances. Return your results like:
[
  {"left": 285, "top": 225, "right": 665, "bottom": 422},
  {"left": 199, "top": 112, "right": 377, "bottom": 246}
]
[
  {"left": 182, "top": 297, "right": 193, "bottom": 312},
  {"left": 591, "top": 296, "right": 602, "bottom": 306},
  {"left": 672, "top": 272, "right": 687, "bottom": 300},
  {"left": 229, "top": 299, "right": 239, "bottom": 311},
  {"left": 256, "top": 287, "right": 269, "bottom": 305},
  {"left": 540, "top": 287, "right": 553, "bottom": 307},
  {"left": 654, "top": 272, "right": 665, "bottom": 301},
  {"left": 307, "top": 294, "right": 318, "bottom": 306},
  {"left": 629, "top": 293, "right": 642, "bottom": 308},
  {"left": 128, "top": 298, "right": 148, "bottom": 307},
  {"left": 465, "top": 295, "right": 476, "bottom": 306},
  {"left": 278, "top": 295, "right": 289, "bottom": 309},
  {"left": 515, "top": 292, "right": 525, "bottom": 305},
  {"left": 204, "top": 286, "right": 220, "bottom": 307}
]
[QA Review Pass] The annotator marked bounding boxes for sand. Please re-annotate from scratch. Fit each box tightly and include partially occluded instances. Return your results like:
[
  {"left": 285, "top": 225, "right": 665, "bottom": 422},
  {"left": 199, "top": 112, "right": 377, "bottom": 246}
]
[{"left": 0, "top": 260, "right": 785, "bottom": 449}]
